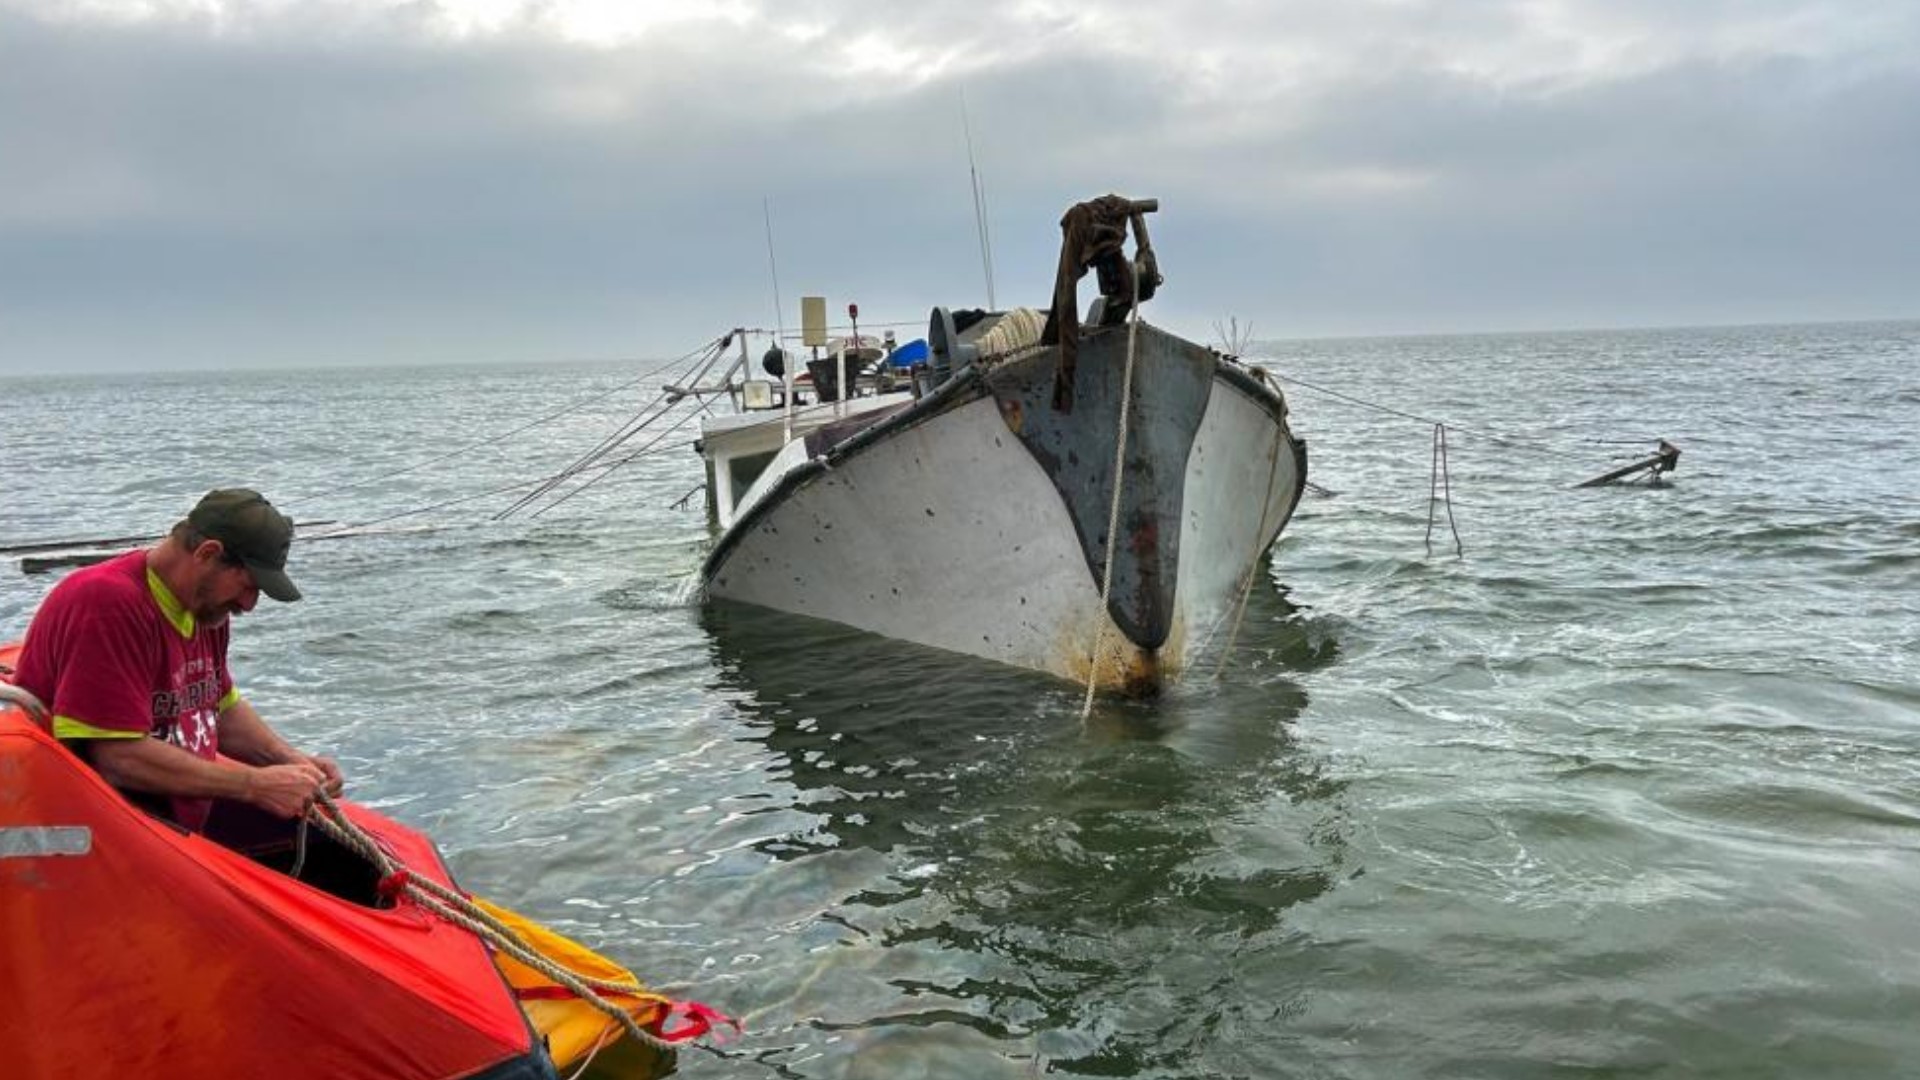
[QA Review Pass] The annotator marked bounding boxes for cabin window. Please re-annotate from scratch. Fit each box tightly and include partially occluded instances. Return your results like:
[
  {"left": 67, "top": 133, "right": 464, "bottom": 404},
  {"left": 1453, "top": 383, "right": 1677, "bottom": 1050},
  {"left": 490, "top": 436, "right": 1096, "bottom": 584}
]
[{"left": 728, "top": 451, "right": 777, "bottom": 500}]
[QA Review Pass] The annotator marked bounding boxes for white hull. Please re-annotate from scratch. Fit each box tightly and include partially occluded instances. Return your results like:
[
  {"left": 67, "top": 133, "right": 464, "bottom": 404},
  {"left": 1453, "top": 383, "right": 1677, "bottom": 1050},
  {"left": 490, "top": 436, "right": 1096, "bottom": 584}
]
[{"left": 700, "top": 321, "right": 1304, "bottom": 694}]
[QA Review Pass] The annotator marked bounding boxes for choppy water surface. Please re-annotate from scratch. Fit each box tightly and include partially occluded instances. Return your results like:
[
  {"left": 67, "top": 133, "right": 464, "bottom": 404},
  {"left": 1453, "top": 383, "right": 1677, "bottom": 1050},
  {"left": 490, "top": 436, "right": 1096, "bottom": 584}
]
[{"left": 4, "top": 320, "right": 1918, "bottom": 1078}]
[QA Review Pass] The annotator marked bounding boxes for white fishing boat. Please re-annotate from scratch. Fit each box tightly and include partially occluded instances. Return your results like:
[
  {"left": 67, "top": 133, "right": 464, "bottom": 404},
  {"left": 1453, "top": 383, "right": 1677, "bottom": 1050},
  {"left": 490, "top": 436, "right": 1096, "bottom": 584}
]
[{"left": 694, "top": 196, "right": 1308, "bottom": 694}]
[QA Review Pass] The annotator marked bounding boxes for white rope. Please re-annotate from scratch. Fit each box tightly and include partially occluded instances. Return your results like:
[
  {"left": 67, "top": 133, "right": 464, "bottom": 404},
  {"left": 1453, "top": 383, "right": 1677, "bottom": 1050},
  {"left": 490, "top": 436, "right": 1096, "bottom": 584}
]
[
  {"left": 1208, "top": 429, "right": 1287, "bottom": 681},
  {"left": 972, "top": 307, "right": 1045, "bottom": 358},
  {"left": 1080, "top": 272, "right": 1144, "bottom": 719}
]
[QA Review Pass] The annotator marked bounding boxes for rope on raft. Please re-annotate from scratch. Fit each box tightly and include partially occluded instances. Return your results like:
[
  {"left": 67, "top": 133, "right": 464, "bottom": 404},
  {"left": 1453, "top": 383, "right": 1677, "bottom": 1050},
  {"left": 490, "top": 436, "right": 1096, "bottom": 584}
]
[{"left": 300, "top": 792, "right": 734, "bottom": 1055}]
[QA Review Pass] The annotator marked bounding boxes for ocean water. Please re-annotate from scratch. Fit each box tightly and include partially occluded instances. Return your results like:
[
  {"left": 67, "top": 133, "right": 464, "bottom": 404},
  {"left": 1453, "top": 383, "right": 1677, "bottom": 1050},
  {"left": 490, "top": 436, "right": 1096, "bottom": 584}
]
[{"left": 3, "top": 319, "right": 1918, "bottom": 1078}]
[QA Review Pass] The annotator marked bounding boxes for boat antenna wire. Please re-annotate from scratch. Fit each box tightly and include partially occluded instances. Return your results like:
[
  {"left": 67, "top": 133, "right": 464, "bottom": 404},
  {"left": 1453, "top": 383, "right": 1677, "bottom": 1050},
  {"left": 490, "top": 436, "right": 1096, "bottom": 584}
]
[
  {"left": 764, "top": 198, "right": 787, "bottom": 344},
  {"left": 962, "top": 90, "right": 997, "bottom": 310}
]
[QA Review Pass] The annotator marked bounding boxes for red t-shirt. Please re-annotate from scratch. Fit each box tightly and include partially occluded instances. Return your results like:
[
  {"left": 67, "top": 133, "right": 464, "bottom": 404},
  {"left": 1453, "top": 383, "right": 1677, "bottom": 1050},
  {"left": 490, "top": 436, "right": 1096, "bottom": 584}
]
[{"left": 14, "top": 550, "right": 235, "bottom": 832}]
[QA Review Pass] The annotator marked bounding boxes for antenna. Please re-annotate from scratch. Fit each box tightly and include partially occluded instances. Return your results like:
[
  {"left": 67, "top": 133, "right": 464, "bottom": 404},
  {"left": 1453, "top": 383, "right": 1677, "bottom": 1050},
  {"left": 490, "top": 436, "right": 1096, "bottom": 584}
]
[
  {"left": 763, "top": 197, "right": 786, "bottom": 343},
  {"left": 961, "top": 91, "right": 997, "bottom": 311}
]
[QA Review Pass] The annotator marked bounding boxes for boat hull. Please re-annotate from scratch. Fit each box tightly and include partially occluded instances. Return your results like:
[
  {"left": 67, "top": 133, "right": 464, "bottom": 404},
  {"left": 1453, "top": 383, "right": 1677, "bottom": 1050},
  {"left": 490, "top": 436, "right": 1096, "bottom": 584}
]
[{"left": 701, "top": 322, "right": 1305, "bottom": 693}]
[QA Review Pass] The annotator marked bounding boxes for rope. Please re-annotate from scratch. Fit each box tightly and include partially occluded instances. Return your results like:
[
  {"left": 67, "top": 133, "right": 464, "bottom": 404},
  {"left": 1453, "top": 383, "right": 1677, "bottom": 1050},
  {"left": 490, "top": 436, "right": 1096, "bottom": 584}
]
[
  {"left": 302, "top": 793, "right": 686, "bottom": 1054},
  {"left": 561, "top": 1030, "right": 616, "bottom": 1080},
  {"left": 495, "top": 338, "right": 730, "bottom": 519},
  {"left": 289, "top": 813, "right": 309, "bottom": 880},
  {"left": 669, "top": 483, "right": 705, "bottom": 511},
  {"left": 287, "top": 337, "right": 731, "bottom": 509},
  {"left": 305, "top": 438, "right": 699, "bottom": 535},
  {"left": 1257, "top": 370, "right": 1594, "bottom": 463},
  {"left": 1426, "top": 423, "right": 1463, "bottom": 557},
  {"left": 1209, "top": 429, "right": 1288, "bottom": 681},
  {"left": 1080, "top": 271, "right": 1143, "bottom": 719},
  {"left": 522, "top": 404, "right": 710, "bottom": 519},
  {"left": 972, "top": 307, "right": 1045, "bottom": 357},
  {"left": 293, "top": 330, "right": 731, "bottom": 533}
]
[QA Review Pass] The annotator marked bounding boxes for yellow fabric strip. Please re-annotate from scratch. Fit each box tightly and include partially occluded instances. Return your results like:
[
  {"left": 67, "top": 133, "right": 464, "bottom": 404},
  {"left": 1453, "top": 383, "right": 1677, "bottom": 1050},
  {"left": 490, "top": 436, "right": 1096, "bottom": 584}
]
[
  {"left": 218, "top": 687, "right": 241, "bottom": 712},
  {"left": 145, "top": 567, "right": 195, "bottom": 639},
  {"left": 52, "top": 716, "right": 148, "bottom": 740}
]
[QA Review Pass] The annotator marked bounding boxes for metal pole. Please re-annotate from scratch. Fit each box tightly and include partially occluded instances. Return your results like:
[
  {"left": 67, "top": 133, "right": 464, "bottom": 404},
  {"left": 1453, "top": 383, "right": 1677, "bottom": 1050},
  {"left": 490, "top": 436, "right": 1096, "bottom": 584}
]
[{"left": 782, "top": 334, "right": 795, "bottom": 444}]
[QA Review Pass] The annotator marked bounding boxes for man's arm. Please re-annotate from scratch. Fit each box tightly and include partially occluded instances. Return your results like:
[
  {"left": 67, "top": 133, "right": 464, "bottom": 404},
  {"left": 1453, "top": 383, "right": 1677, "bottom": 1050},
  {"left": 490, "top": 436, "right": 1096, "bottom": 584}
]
[
  {"left": 217, "top": 697, "right": 344, "bottom": 796},
  {"left": 87, "top": 737, "right": 325, "bottom": 819}
]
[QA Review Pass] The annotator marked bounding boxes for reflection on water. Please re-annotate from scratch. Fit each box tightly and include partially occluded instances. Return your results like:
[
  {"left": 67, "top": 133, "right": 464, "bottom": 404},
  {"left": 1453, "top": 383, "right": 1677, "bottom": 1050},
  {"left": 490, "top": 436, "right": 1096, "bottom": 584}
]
[{"left": 700, "top": 590, "right": 1350, "bottom": 1076}]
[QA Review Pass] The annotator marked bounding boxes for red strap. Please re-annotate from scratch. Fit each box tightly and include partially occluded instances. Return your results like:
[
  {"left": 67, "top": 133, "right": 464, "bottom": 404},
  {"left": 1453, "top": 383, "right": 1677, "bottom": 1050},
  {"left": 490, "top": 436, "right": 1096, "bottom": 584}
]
[{"left": 651, "top": 1001, "right": 740, "bottom": 1044}]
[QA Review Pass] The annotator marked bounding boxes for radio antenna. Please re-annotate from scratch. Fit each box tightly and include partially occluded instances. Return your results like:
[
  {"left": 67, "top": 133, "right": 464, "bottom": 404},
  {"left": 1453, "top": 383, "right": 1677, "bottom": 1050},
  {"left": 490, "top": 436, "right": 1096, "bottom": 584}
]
[
  {"left": 763, "top": 197, "right": 787, "bottom": 343},
  {"left": 961, "top": 91, "right": 997, "bottom": 311}
]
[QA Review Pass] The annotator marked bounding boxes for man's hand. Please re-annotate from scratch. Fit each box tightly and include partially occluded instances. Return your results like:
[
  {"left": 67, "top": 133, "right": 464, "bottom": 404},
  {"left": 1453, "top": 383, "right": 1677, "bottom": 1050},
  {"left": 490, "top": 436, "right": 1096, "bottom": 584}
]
[
  {"left": 304, "top": 753, "right": 345, "bottom": 798},
  {"left": 245, "top": 761, "right": 328, "bottom": 818}
]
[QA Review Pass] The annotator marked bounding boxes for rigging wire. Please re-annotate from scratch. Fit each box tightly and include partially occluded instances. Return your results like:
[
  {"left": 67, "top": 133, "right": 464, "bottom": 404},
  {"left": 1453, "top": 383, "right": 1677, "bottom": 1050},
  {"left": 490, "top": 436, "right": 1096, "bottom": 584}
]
[
  {"left": 525, "top": 405, "right": 710, "bottom": 519},
  {"left": 316, "top": 437, "right": 704, "bottom": 535},
  {"left": 287, "top": 318, "right": 927, "bottom": 541},
  {"left": 1257, "top": 367, "right": 1595, "bottom": 462},
  {"left": 494, "top": 337, "right": 731, "bottom": 518},
  {"left": 284, "top": 337, "right": 732, "bottom": 511}
]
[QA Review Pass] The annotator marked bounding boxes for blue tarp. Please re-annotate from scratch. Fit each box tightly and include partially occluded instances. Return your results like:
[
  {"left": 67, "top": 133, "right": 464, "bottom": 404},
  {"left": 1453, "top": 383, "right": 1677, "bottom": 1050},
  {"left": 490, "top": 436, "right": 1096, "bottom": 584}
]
[{"left": 888, "top": 338, "right": 929, "bottom": 368}]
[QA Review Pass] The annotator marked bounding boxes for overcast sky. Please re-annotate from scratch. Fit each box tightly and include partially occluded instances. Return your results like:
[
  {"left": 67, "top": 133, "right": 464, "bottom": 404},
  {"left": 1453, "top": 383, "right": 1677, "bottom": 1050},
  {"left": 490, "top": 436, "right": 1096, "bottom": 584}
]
[{"left": 2, "top": 0, "right": 1916, "bottom": 373}]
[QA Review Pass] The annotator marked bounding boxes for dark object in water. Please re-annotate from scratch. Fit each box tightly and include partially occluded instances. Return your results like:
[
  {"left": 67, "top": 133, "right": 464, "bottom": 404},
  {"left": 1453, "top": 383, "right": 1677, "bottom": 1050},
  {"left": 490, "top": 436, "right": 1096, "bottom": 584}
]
[{"left": 1577, "top": 440, "right": 1681, "bottom": 487}]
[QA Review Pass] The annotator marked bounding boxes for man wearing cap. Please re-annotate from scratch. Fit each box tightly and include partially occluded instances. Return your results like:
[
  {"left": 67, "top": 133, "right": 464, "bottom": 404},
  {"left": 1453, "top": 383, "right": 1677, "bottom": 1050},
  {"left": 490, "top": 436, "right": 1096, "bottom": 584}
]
[{"left": 13, "top": 488, "right": 343, "bottom": 833}]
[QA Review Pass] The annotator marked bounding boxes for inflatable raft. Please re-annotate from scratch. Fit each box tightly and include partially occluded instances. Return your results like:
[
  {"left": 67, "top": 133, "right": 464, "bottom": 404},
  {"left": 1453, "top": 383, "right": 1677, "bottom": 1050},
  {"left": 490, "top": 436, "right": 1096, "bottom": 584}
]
[{"left": 0, "top": 641, "right": 720, "bottom": 1080}]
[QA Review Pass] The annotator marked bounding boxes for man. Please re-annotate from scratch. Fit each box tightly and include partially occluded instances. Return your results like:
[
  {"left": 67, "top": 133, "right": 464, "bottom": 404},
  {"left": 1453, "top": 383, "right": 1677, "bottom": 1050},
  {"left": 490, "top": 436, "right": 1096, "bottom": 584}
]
[{"left": 13, "top": 488, "right": 343, "bottom": 833}]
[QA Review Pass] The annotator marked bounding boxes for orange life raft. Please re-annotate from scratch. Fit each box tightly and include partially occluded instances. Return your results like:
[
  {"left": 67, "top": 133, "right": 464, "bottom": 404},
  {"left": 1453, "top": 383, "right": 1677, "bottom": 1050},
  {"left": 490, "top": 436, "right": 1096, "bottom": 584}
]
[{"left": 0, "top": 641, "right": 711, "bottom": 1080}]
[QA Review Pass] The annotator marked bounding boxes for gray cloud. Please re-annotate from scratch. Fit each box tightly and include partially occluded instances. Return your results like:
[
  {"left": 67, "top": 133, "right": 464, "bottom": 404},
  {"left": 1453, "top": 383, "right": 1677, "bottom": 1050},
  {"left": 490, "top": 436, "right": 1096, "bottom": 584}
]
[{"left": 1, "top": 0, "right": 1915, "bottom": 372}]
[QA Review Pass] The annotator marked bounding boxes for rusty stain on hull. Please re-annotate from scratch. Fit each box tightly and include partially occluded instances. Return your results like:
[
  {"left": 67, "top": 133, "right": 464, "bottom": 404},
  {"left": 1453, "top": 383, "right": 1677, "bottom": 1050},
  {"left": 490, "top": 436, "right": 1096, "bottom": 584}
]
[{"left": 1056, "top": 610, "right": 1190, "bottom": 697}]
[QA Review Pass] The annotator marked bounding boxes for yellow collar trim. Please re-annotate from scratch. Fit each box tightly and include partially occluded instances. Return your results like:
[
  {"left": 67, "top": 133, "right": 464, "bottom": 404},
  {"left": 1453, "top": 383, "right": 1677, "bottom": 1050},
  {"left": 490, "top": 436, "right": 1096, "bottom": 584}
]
[{"left": 146, "top": 567, "right": 195, "bottom": 639}]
